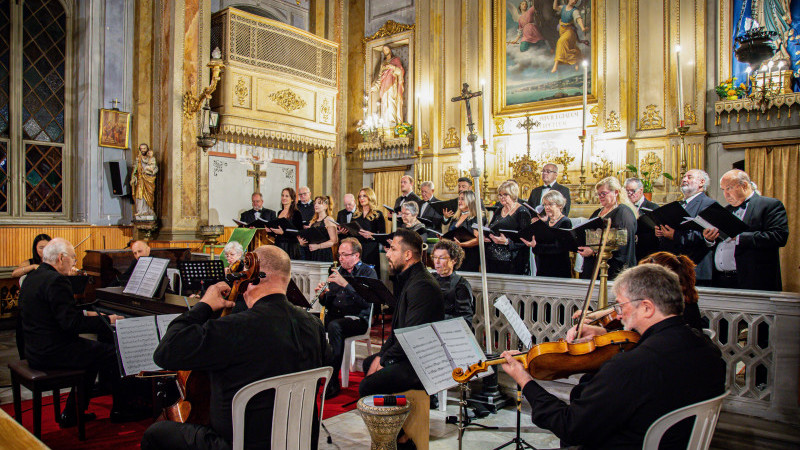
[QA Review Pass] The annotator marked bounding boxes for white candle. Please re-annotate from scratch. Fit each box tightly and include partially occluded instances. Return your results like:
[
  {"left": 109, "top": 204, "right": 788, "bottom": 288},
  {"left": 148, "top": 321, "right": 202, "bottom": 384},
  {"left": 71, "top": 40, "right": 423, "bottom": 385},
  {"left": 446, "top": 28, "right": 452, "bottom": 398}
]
[
  {"left": 482, "top": 79, "right": 490, "bottom": 145},
  {"left": 479, "top": 81, "right": 486, "bottom": 141},
  {"left": 417, "top": 94, "right": 422, "bottom": 148},
  {"left": 676, "top": 45, "right": 685, "bottom": 127},
  {"left": 581, "top": 60, "right": 588, "bottom": 135}
]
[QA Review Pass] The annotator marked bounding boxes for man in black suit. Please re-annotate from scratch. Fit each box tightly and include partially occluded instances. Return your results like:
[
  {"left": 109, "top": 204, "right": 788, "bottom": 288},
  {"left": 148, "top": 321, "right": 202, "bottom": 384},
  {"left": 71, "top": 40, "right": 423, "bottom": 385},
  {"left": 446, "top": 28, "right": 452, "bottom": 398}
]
[
  {"left": 625, "top": 177, "right": 659, "bottom": 262},
  {"left": 20, "top": 238, "right": 127, "bottom": 426},
  {"left": 315, "top": 238, "right": 378, "bottom": 399},
  {"left": 527, "top": 163, "right": 571, "bottom": 216},
  {"left": 502, "top": 264, "right": 725, "bottom": 449},
  {"left": 702, "top": 169, "right": 789, "bottom": 291},
  {"left": 239, "top": 192, "right": 276, "bottom": 226},
  {"left": 141, "top": 245, "right": 330, "bottom": 450},
  {"left": 418, "top": 180, "right": 444, "bottom": 231},
  {"left": 656, "top": 169, "right": 718, "bottom": 285},
  {"left": 391, "top": 175, "right": 422, "bottom": 219},
  {"left": 296, "top": 186, "right": 315, "bottom": 224},
  {"left": 360, "top": 229, "right": 443, "bottom": 397},
  {"left": 335, "top": 193, "right": 357, "bottom": 225}
]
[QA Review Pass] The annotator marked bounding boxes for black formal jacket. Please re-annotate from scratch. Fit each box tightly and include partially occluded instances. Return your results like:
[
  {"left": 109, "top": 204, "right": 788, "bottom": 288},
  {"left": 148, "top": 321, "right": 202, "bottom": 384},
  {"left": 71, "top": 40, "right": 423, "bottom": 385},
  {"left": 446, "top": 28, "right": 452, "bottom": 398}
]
[
  {"left": 532, "top": 215, "right": 573, "bottom": 278},
  {"left": 393, "top": 192, "right": 422, "bottom": 212},
  {"left": 419, "top": 196, "right": 444, "bottom": 231},
  {"left": 320, "top": 261, "right": 377, "bottom": 323},
  {"left": 522, "top": 316, "right": 726, "bottom": 449},
  {"left": 297, "top": 201, "right": 315, "bottom": 223},
  {"left": 433, "top": 272, "right": 474, "bottom": 329},
  {"left": 153, "top": 294, "right": 330, "bottom": 448},
  {"left": 718, "top": 194, "right": 788, "bottom": 291},
  {"left": 527, "top": 182, "right": 572, "bottom": 216},
  {"left": 336, "top": 208, "right": 355, "bottom": 225},
  {"left": 581, "top": 205, "right": 637, "bottom": 280},
  {"left": 20, "top": 263, "right": 110, "bottom": 367},
  {"left": 239, "top": 207, "right": 276, "bottom": 225},
  {"left": 660, "top": 192, "right": 718, "bottom": 280},
  {"left": 634, "top": 198, "right": 660, "bottom": 262},
  {"left": 379, "top": 262, "right": 444, "bottom": 366}
]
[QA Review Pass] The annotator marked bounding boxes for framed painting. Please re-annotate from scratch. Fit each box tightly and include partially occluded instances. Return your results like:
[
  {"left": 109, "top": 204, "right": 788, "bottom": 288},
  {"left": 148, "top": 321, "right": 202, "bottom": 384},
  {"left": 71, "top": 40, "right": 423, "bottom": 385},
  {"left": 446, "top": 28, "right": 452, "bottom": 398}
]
[
  {"left": 98, "top": 108, "right": 131, "bottom": 149},
  {"left": 362, "top": 21, "right": 415, "bottom": 131},
  {"left": 494, "top": 0, "right": 597, "bottom": 115}
]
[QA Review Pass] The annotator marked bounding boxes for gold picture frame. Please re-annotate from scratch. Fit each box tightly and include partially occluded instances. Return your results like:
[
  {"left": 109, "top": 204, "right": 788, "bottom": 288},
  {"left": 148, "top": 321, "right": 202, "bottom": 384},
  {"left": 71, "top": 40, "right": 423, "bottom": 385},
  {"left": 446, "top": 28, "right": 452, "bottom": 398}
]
[
  {"left": 494, "top": 0, "right": 597, "bottom": 115},
  {"left": 362, "top": 21, "right": 415, "bottom": 131},
  {"left": 98, "top": 108, "right": 131, "bottom": 149}
]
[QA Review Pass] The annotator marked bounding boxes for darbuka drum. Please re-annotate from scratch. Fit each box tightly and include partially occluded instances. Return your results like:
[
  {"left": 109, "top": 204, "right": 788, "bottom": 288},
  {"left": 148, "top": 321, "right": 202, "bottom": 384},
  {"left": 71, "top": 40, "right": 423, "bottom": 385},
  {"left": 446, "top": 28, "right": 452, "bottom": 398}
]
[{"left": 357, "top": 396, "right": 411, "bottom": 450}]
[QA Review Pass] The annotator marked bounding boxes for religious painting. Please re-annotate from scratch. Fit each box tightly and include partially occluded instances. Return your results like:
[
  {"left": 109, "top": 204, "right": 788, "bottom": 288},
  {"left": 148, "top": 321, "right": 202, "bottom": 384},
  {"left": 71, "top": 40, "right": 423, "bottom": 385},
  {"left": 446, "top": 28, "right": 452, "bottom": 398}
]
[
  {"left": 494, "top": 0, "right": 596, "bottom": 114},
  {"left": 98, "top": 109, "right": 131, "bottom": 149},
  {"left": 363, "top": 21, "right": 415, "bottom": 132}
]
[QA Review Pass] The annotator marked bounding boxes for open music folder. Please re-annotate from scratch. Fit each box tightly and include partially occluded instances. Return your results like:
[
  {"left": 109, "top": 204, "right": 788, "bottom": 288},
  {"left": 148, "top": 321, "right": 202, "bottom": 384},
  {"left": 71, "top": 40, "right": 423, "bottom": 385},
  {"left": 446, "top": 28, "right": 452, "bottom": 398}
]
[
  {"left": 114, "top": 314, "right": 180, "bottom": 376},
  {"left": 395, "top": 318, "right": 490, "bottom": 394},
  {"left": 123, "top": 256, "right": 170, "bottom": 299}
]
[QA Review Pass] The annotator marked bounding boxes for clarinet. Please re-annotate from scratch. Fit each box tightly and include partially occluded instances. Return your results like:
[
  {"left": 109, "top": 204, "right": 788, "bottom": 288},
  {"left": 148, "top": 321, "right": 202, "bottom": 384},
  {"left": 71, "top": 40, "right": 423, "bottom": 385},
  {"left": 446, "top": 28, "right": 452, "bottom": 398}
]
[{"left": 308, "top": 262, "right": 338, "bottom": 309}]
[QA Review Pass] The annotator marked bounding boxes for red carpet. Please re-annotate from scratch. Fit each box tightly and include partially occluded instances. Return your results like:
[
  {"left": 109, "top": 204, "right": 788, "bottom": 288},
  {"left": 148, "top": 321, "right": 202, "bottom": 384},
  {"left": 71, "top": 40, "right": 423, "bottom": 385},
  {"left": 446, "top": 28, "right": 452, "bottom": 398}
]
[{"left": 1, "top": 371, "right": 364, "bottom": 449}]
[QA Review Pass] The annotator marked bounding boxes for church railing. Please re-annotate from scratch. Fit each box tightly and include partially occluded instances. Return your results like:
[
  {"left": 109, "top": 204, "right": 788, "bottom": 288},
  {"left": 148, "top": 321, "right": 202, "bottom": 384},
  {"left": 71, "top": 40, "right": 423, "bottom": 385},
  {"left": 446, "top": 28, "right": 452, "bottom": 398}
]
[{"left": 458, "top": 272, "right": 800, "bottom": 425}]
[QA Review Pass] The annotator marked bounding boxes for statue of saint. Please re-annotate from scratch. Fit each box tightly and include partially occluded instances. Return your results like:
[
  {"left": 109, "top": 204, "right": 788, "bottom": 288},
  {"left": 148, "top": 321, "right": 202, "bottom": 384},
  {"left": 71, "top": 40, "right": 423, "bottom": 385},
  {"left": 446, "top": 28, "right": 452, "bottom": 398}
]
[
  {"left": 131, "top": 143, "right": 158, "bottom": 219},
  {"left": 371, "top": 45, "right": 405, "bottom": 126}
]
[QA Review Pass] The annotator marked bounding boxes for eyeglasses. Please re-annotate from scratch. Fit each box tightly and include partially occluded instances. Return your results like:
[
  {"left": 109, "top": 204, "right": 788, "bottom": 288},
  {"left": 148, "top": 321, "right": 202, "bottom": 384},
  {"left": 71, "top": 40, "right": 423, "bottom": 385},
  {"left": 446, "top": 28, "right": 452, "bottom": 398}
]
[
  {"left": 497, "top": 192, "right": 510, "bottom": 197},
  {"left": 339, "top": 252, "right": 357, "bottom": 258},
  {"left": 597, "top": 191, "right": 614, "bottom": 198},
  {"left": 625, "top": 189, "right": 638, "bottom": 195},
  {"left": 612, "top": 299, "right": 643, "bottom": 314},
  {"left": 541, "top": 169, "right": 557, "bottom": 174},
  {"left": 432, "top": 255, "right": 451, "bottom": 261}
]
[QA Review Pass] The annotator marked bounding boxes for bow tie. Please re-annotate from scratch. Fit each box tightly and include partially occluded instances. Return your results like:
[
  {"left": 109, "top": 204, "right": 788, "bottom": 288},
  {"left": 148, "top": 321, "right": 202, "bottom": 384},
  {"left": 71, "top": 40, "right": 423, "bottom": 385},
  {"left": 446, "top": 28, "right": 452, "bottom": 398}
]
[
  {"left": 543, "top": 185, "right": 552, "bottom": 189},
  {"left": 734, "top": 199, "right": 750, "bottom": 212}
]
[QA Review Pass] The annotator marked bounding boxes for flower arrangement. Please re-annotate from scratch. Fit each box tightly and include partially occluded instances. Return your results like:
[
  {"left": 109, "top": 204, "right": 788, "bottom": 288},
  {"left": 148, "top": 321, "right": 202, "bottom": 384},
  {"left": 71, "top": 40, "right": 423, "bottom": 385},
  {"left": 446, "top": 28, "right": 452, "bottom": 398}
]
[
  {"left": 622, "top": 164, "right": 674, "bottom": 193},
  {"left": 394, "top": 122, "right": 413, "bottom": 137},
  {"left": 715, "top": 77, "right": 747, "bottom": 100}
]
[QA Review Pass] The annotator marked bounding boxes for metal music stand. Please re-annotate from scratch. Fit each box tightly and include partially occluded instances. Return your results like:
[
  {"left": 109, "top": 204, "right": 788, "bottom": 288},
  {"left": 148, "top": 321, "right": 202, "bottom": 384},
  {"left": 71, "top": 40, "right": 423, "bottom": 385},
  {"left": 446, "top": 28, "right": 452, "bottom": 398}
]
[{"left": 178, "top": 260, "right": 225, "bottom": 295}]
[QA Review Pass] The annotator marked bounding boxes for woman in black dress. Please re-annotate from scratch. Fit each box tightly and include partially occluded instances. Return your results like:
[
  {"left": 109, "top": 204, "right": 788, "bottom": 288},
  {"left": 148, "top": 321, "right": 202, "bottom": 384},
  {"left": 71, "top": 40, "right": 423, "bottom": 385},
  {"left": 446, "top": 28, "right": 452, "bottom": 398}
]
[
  {"left": 577, "top": 177, "right": 637, "bottom": 279},
  {"left": 521, "top": 190, "right": 573, "bottom": 278},
  {"left": 398, "top": 201, "right": 429, "bottom": 240},
  {"left": 353, "top": 187, "right": 385, "bottom": 272},
  {"left": 449, "top": 190, "right": 484, "bottom": 272},
  {"left": 12, "top": 233, "right": 51, "bottom": 279},
  {"left": 484, "top": 181, "right": 532, "bottom": 275},
  {"left": 299, "top": 196, "right": 338, "bottom": 262},
  {"left": 269, "top": 187, "right": 304, "bottom": 260},
  {"left": 432, "top": 239, "right": 475, "bottom": 330}
]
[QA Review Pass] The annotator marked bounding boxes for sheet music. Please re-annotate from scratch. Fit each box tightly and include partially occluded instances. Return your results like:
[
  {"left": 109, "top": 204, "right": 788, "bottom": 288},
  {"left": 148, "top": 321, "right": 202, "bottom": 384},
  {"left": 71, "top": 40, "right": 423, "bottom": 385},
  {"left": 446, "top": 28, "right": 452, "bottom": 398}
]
[
  {"left": 122, "top": 257, "right": 150, "bottom": 295},
  {"left": 156, "top": 313, "right": 181, "bottom": 338},
  {"left": 683, "top": 215, "right": 715, "bottom": 230},
  {"left": 431, "top": 319, "right": 487, "bottom": 373},
  {"left": 138, "top": 258, "right": 169, "bottom": 297},
  {"left": 115, "top": 316, "right": 161, "bottom": 376},
  {"left": 494, "top": 295, "right": 533, "bottom": 348},
  {"left": 395, "top": 325, "right": 452, "bottom": 394}
]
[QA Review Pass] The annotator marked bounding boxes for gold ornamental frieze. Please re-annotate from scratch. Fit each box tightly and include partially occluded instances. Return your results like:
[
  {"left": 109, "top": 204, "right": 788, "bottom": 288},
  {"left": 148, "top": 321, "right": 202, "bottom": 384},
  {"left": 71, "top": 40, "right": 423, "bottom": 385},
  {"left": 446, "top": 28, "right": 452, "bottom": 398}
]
[
  {"left": 363, "top": 20, "right": 415, "bottom": 43},
  {"left": 683, "top": 104, "right": 697, "bottom": 125},
  {"left": 639, "top": 151, "right": 663, "bottom": 185},
  {"left": 605, "top": 110, "right": 621, "bottom": 132},
  {"left": 639, "top": 104, "right": 664, "bottom": 130},
  {"left": 494, "top": 118, "right": 506, "bottom": 135},
  {"left": 443, "top": 127, "right": 461, "bottom": 148},
  {"left": 320, "top": 98, "right": 332, "bottom": 124},
  {"left": 235, "top": 77, "right": 249, "bottom": 106},
  {"left": 269, "top": 89, "right": 307, "bottom": 113},
  {"left": 444, "top": 166, "right": 460, "bottom": 190}
]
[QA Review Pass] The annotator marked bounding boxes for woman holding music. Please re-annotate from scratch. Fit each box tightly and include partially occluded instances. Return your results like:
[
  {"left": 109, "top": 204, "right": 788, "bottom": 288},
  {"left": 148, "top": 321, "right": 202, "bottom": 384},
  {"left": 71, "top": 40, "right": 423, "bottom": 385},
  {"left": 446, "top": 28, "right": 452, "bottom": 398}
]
[
  {"left": 270, "top": 187, "right": 305, "bottom": 260},
  {"left": 577, "top": 177, "right": 637, "bottom": 280},
  {"left": 521, "top": 190, "right": 573, "bottom": 278},
  {"left": 299, "top": 196, "right": 338, "bottom": 262},
  {"left": 484, "top": 181, "right": 532, "bottom": 275},
  {"left": 353, "top": 187, "right": 386, "bottom": 272},
  {"left": 449, "top": 190, "right": 484, "bottom": 272}
]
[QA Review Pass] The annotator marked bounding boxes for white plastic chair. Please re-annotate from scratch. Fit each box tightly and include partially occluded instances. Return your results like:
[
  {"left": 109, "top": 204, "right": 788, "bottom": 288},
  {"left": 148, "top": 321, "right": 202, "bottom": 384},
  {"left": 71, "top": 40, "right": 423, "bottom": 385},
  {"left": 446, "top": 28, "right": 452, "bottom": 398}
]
[
  {"left": 642, "top": 390, "right": 729, "bottom": 450},
  {"left": 231, "top": 366, "right": 333, "bottom": 450},
  {"left": 436, "top": 389, "right": 447, "bottom": 412},
  {"left": 341, "top": 304, "right": 373, "bottom": 388}
]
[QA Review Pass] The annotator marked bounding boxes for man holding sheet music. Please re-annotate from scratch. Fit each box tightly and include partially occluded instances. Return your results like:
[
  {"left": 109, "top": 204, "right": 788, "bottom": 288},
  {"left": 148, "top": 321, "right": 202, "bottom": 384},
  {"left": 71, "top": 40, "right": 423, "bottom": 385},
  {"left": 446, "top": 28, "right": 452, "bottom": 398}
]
[
  {"left": 527, "top": 163, "right": 572, "bottom": 217},
  {"left": 141, "top": 245, "right": 330, "bottom": 450},
  {"left": 702, "top": 170, "right": 788, "bottom": 291},
  {"left": 238, "top": 192, "right": 276, "bottom": 226},
  {"left": 359, "top": 229, "right": 444, "bottom": 398},
  {"left": 20, "top": 238, "right": 130, "bottom": 427},
  {"left": 391, "top": 175, "right": 422, "bottom": 219},
  {"left": 625, "top": 178, "right": 659, "bottom": 262},
  {"left": 419, "top": 181, "right": 444, "bottom": 231}
]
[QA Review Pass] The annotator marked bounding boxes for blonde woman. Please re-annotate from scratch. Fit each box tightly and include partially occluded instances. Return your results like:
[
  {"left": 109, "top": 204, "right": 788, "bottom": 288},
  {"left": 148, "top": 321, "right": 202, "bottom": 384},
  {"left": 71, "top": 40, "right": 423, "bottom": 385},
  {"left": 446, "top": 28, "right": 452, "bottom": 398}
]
[
  {"left": 299, "top": 196, "right": 338, "bottom": 262},
  {"left": 485, "top": 181, "right": 532, "bottom": 275},
  {"left": 353, "top": 187, "right": 386, "bottom": 271},
  {"left": 577, "top": 176, "right": 638, "bottom": 279},
  {"left": 449, "top": 190, "right": 485, "bottom": 272}
]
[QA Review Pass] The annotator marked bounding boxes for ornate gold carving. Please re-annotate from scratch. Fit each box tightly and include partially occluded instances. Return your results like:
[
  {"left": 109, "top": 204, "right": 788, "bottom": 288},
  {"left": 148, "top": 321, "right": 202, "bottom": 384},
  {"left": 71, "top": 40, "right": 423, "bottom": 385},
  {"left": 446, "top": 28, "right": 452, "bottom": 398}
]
[
  {"left": 444, "top": 166, "right": 459, "bottom": 190},
  {"left": 639, "top": 105, "right": 664, "bottom": 130},
  {"left": 320, "top": 98, "right": 332, "bottom": 123},
  {"left": 591, "top": 155, "right": 613, "bottom": 179},
  {"left": 509, "top": 156, "right": 541, "bottom": 200},
  {"left": 605, "top": 110, "right": 621, "bottom": 132},
  {"left": 363, "top": 20, "right": 415, "bottom": 43},
  {"left": 494, "top": 118, "right": 505, "bottom": 135},
  {"left": 683, "top": 103, "right": 697, "bottom": 125},
  {"left": 443, "top": 127, "right": 461, "bottom": 148},
  {"left": 235, "top": 78, "right": 249, "bottom": 106},
  {"left": 552, "top": 150, "right": 575, "bottom": 184},
  {"left": 590, "top": 105, "right": 599, "bottom": 127},
  {"left": 640, "top": 152, "right": 663, "bottom": 184},
  {"left": 421, "top": 132, "right": 430, "bottom": 148},
  {"left": 268, "top": 89, "right": 307, "bottom": 112}
]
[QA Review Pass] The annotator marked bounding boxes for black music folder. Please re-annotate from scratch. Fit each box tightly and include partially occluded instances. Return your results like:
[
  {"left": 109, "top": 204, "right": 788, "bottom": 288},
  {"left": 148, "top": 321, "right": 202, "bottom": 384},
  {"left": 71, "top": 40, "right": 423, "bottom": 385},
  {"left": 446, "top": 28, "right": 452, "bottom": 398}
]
[
  {"left": 287, "top": 279, "right": 312, "bottom": 309},
  {"left": 520, "top": 201, "right": 547, "bottom": 219},
  {"left": 383, "top": 204, "right": 400, "bottom": 214},
  {"left": 428, "top": 198, "right": 459, "bottom": 216},
  {"left": 681, "top": 202, "right": 750, "bottom": 240},
  {"left": 332, "top": 219, "right": 363, "bottom": 237},
  {"left": 298, "top": 226, "right": 332, "bottom": 245},
  {"left": 262, "top": 217, "right": 296, "bottom": 231},
  {"left": 233, "top": 218, "right": 268, "bottom": 228},
  {"left": 516, "top": 217, "right": 604, "bottom": 251},
  {"left": 471, "top": 223, "right": 500, "bottom": 237},
  {"left": 370, "top": 232, "right": 394, "bottom": 245},
  {"left": 344, "top": 276, "right": 396, "bottom": 307},
  {"left": 638, "top": 201, "right": 690, "bottom": 230},
  {"left": 428, "top": 226, "right": 476, "bottom": 243}
]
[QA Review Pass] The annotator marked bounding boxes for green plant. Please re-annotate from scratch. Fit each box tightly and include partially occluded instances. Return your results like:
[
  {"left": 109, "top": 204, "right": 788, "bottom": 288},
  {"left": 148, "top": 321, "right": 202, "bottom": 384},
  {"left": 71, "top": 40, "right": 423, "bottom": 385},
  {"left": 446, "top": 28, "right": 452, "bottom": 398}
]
[
  {"left": 715, "top": 77, "right": 747, "bottom": 100},
  {"left": 622, "top": 164, "right": 674, "bottom": 193}
]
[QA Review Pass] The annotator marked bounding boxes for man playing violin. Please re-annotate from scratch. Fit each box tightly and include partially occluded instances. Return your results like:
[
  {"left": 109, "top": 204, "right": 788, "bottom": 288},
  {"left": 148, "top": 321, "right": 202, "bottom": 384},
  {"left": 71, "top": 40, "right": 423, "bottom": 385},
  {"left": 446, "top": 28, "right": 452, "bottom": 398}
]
[
  {"left": 141, "top": 245, "right": 331, "bottom": 450},
  {"left": 501, "top": 264, "right": 725, "bottom": 449}
]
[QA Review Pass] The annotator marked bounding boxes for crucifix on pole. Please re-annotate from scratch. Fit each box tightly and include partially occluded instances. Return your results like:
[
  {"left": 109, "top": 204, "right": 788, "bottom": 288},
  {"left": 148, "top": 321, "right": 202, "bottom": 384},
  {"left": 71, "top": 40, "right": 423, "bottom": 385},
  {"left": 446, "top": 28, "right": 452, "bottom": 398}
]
[
  {"left": 517, "top": 114, "right": 541, "bottom": 158},
  {"left": 247, "top": 161, "right": 266, "bottom": 193},
  {"left": 451, "top": 82, "right": 492, "bottom": 354}
]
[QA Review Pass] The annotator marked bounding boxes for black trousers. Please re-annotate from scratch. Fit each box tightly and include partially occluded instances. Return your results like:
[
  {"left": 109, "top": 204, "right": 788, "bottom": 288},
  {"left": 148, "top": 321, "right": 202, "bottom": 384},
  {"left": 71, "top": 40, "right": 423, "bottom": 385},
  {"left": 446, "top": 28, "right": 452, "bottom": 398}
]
[
  {"left": 712, "top": 269, "right": 739, "bottom": 289},
  {"left": 325, "top": 315, "right": 368, "bottom": 385},
  {"left": 141, "top": 421, "right": 231, "bottom": 450},
  {"left": 359, "top": 354, "right": 424, "bottom": 397}
]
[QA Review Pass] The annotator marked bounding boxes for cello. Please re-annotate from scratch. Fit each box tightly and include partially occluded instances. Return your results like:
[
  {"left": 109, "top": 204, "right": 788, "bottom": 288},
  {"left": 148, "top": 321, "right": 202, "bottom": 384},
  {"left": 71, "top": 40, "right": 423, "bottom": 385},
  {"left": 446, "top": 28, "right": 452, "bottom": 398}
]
[
  {"left": 452, "top": 219, "right": 640, "bottom": 384},
  {"left": 142, "top": 252, "right": 262, "bottom": 424}
]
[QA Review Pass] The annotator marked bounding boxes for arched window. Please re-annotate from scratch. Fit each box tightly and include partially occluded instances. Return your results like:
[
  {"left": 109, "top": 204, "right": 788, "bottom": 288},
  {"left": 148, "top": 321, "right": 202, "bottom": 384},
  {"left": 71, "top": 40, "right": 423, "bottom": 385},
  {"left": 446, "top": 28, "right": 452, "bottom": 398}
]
[{"left": 0, "top": 0, "right": 70, "bottom": 218}]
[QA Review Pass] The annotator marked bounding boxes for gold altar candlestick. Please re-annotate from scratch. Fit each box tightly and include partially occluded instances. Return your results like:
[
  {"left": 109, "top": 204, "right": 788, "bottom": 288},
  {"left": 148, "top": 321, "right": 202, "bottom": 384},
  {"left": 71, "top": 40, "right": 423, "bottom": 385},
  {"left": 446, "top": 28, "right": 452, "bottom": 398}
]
[
  {"left": 575, "top": 133, "right": 590, "bottom": 204},
  {"left": 677, "top": 125, "right": 689, "bottom": 180}
]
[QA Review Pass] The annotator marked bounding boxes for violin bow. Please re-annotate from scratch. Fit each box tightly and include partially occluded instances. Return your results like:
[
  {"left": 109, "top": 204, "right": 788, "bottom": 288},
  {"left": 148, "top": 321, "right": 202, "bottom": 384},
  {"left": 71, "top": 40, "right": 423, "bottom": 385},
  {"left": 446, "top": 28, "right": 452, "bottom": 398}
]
[
  {"left": 576, "top": 218, "right": 613, "bottom": 340},
  {"left": 74, "top": 233, "right": 92, "bottom": 249}
]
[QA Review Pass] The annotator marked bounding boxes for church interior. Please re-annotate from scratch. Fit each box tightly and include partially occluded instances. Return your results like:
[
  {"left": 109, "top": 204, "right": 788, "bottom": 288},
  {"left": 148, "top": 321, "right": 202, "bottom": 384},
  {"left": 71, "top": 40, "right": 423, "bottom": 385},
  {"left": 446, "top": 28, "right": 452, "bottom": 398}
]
[{"left": 1, "top": 0, "right": 799, "bottom": 448}]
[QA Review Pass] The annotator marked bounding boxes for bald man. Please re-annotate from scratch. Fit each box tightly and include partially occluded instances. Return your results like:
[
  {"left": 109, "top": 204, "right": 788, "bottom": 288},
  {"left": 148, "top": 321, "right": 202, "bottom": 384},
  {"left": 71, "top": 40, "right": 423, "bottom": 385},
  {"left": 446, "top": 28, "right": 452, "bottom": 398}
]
[
  {"left": 296, "top": 186, "right": 315, "bottom": 223},
  {"left": 527, "top": 163, "right": 571, "bottom": 216},
  {"left": 116, "top": 240, "right": 151, "bottom": 286},
  {"left": 142, "top": 246, "right": 331, "bottom": 450}
]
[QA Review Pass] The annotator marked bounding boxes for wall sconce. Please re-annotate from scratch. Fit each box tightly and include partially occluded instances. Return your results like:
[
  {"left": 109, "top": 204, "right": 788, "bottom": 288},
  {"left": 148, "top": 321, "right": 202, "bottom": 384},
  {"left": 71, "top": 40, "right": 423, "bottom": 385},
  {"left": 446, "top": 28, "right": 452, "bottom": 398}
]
[
  {"left": 183, "top": 47, "right": 225, "bottom": 119},
  {"left": 197, "top": 100, "right": 219, "bottom": 151}
]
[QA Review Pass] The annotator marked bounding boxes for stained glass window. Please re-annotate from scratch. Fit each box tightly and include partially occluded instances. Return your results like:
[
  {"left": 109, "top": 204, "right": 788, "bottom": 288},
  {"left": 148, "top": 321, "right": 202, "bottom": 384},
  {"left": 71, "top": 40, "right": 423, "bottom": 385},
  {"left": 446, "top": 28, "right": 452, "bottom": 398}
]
[
  {"left": 0, "top": 1, "right": 10, "bottom": 138},
  {"left": 22, "top": 0, "right": 65, "bottom": 144},
  {"left": 25, "top": 143, "right": 61, "bottom": 212}
]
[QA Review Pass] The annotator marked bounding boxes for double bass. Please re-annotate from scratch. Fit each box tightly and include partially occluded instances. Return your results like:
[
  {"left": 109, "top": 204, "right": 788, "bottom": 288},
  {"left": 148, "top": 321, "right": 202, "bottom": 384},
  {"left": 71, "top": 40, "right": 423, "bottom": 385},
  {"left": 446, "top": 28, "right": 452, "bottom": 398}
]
[{"left": 452, "top": 219, "right": 640, "bottom": 384}]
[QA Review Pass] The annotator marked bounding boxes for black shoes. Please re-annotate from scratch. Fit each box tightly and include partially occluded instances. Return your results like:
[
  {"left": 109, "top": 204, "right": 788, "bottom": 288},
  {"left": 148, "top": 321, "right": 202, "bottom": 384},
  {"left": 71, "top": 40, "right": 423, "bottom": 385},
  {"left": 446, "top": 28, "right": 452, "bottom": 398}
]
[
  {"left": 58, "top": 411, "right": 96, "bottom": 428},
  {"left": 429, "top": 394, "right": 439, "bottom": 409},
  {"left": 324, "top": 380, "right": 341, "bottom": 400}
]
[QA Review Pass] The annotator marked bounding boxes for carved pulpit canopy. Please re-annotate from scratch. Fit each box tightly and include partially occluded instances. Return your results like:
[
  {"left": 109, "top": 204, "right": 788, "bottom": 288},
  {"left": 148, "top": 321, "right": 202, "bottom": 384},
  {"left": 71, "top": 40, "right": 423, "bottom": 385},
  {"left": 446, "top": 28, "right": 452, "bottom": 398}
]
[{"left": 210, "top": 8, "right": 339, "bottom": 152}]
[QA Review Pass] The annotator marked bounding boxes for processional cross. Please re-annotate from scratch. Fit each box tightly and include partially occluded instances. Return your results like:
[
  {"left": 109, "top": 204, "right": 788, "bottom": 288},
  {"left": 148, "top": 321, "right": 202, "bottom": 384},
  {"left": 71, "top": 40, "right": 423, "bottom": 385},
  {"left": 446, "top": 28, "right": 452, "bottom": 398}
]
[
  {"left": 247, "top": 161, "right": 267, "bottom": 193},
  {"left": 517, "top": 115, "right": 541, "bottom": 158}
]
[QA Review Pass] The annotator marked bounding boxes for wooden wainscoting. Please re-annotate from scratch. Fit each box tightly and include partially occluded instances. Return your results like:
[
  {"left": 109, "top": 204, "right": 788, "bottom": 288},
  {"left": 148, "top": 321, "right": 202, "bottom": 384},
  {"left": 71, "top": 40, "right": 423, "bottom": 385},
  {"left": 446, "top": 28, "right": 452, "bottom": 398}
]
[{"left": 0, "top": 225, "right": 134, "bottom": 269}]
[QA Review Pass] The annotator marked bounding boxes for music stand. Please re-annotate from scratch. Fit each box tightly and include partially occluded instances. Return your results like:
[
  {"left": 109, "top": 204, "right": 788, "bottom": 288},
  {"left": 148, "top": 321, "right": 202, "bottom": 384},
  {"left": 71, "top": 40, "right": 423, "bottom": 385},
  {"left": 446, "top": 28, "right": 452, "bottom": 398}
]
[
  {"left": 178, "top": 260, "right": 225, "bottom": 295},
  {"left": 287, "top": 279, "right": 312, "bottom": 309},
  {"left": 345, "top": 275, "right": 396, "bottom": 343}
]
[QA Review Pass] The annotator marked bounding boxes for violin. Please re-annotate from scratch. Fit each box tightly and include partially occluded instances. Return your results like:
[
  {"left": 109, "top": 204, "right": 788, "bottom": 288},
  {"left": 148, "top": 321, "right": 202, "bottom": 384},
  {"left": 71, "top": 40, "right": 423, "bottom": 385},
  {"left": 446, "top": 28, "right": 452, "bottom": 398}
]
[
  {"left": 144, "top": 252, "right": 262, "bottom": 425},
  {"left": 452, "top": 219, "right": 641, "bottom": 384}
]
